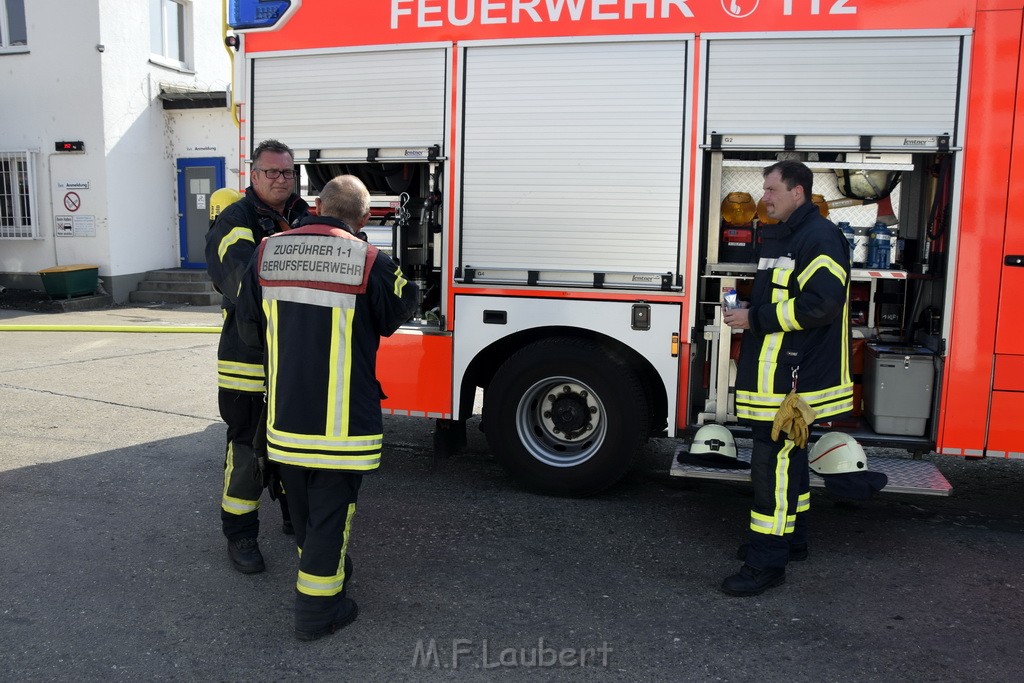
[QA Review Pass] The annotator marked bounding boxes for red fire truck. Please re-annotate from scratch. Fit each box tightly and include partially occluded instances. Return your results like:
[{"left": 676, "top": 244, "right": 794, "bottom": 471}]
[{"left": 224, "top": 0, "right": 1023, "bottom": 496}]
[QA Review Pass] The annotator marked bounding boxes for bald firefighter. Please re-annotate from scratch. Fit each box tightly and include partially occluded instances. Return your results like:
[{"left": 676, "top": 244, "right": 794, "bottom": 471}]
[{"left": 235, "top": 174, "right": 418, "bottom": 640}]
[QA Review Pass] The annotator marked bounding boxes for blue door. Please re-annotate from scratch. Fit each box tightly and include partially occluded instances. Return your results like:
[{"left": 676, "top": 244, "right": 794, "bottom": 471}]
[{"left": 177, "top": 157, "right": 226, "bottom": 269}]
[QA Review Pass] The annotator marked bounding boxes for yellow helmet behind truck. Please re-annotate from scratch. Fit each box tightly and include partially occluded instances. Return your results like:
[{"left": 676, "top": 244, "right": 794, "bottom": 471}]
[{"left": 209, "top": 187, "right": 244, "bottom": 222}]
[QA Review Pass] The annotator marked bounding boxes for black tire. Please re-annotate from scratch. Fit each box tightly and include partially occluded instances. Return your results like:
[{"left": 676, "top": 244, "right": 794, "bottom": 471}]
[{"left": 483, "top": 337, "right": 649, "bottom": 496}]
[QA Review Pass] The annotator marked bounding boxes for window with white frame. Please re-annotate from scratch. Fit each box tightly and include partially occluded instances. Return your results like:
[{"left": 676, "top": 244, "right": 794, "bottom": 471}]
[
  {"left": 150, "top": 0, "right": 191, "bottom": 70},
  {"left": 1, "top": 0, "right": 28, "bottom": 49},
  {"left": 0, "top": 151, "right": 37, "bottom": 239}
]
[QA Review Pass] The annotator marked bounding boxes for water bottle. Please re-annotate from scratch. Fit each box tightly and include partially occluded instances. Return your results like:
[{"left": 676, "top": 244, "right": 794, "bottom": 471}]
[
  {"left": 838, "top": 221, "right": 855, "bottom": 261},
  {"left": 868, "top": 222, "right": 892, "bottom": 269}
]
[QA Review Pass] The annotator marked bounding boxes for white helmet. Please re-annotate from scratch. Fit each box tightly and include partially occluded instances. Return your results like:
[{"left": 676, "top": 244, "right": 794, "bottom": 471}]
[
  {"left": 690, "top": 424, "right": 737, "bottom": 459},
  {"left": 809, "top": 433, "right": 867, "bottom": 475}
]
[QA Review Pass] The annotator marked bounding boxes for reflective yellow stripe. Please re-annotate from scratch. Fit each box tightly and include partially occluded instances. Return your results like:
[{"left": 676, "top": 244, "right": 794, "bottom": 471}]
[
  {"left": 217, "top": 360, "right": 266, "bottom": 392},
  {"left": 736, "top": 406, "right": 778, "bottom": 421},
  {"left": 796, "top": 491, "right": 810, "bottom": 513},
  {"left": 324, "top": 306, "right": 354, "bottom": 438},
  {"left": 297, "top": 570, "right": 344, "bottom": 596},
  {"left": 270, "top": 451, "right": 382, "bottom": 470},
  {"left": 772, "top": 268, "right": 792, "bottom": 287},
  {"left": 839, "top": 284, "right": 852, "bottom": 390},
  {"left": 342, "top": 307, "right": 354, "bottom": 436},
  {"left": 269, "top": 427, "right": 383, "bottom": 451},
  {"left": 295, "top": 504, "right": 356, "bottom": 597},
  {"left": 757, "top": 333, "right": 783, "bottom": 394},
  {"left": 738, "top": 383, "right": 854, "bottom": 420},
  {"left": 265, "top": 298, "right": 278, "bottom": 433},
  {"left": 750, "top": 512, "right": 796, "bottom": 535},
  {"left": 217, "top": 227, "right": 255, "bottom": 262},
  {"left": 776, "top": 299, "right": 802, "bottom": 332},
  {"left": 772, "top": 440, "right": 794, "bottom": 534},
  {"left": 749, "top": 440, "right": 796, "bottom": 536},
  {"left": 797, "top": 255, "right": 847, "bottom": 289},
  {"left": 394, "top": 265, "right": 408, "bottom": 297},
  {"left": 217, "top": 376, "right": 265, "bottom": 392},
  {"left": 218, "top": 360, "right": 265, "bottom": 378},
  {"left": 222, "top": 494, "right": 260, "bottom": 515},
  {"left": 221, "top": 442, "right": 260, "bottom": 515},
  {"left": 750, "top": 511, "right": 776, "bottom": 534}
]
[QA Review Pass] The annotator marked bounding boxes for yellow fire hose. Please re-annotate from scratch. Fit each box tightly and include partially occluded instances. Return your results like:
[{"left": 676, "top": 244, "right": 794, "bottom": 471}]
[{"left": 0, "top": 325, "right": 220, "bottom": 333}]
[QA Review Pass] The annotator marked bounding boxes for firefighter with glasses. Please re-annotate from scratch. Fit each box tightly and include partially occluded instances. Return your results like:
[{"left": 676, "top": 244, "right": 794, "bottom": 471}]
[
  {"left": 205, "top": 139, "right": 310, "bottom": 574},
  {"left": 721, "top": 159, "right": 853, "bottom": 596}
]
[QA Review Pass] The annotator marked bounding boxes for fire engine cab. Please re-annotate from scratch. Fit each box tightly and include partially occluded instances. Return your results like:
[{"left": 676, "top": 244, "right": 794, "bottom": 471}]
[{"left": 224, "top": 0, "right": 1024, "bottom": 496}]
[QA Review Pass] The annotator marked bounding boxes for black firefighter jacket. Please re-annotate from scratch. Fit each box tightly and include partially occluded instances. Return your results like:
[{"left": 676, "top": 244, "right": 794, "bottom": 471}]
[
  {"left": 235, "top": 216, "right": 419, "bottom": 471},
  {"left": 735, "top": 201, "right": 854, "bottom": 423},
  {"left": 205, "top": 188, "right": 310, "bottom": 393}
]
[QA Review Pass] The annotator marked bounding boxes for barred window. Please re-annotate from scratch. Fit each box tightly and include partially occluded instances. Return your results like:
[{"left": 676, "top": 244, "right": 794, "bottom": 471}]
[
  {"left": 1, "top": 0, "right": 28, "bottom": 49},
  {"left": 0, "top": 151, "right": 37, "bottom": 239}
]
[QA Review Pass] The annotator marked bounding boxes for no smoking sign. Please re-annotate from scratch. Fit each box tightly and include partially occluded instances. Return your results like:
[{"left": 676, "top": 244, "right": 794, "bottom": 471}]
[{"left": 64, "top": 191, "right": 81, "bottom": 212}]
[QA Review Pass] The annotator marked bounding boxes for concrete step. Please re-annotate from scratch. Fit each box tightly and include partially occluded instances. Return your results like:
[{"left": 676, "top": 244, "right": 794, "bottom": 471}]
[
  {"left": 129, "top": 268, "right": 221, "bottom": 307},
  {"left": 141, "top": 279, "right": 217, "bottom": 293},
  {"left": 128, "top": 289, "right": 221, "bottom": 306},
  {"left": 143, "top": 268, "right": 212, "bottom": 283}
]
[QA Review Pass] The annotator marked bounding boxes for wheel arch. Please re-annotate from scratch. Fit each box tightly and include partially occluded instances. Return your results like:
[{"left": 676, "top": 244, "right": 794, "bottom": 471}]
[{"left": 461, "top": 325, "right": 668, "bottom": 434}]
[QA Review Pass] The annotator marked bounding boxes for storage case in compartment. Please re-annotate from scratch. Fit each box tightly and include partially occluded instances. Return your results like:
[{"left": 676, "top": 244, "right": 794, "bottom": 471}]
[{"left": 863, "top": 344, "right": 935, "bottom": 436}]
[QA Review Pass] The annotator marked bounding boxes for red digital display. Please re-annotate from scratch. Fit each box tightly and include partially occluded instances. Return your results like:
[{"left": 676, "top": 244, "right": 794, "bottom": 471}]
[{"left": 55, "top": 141, "right": 85, "bottom": 152}]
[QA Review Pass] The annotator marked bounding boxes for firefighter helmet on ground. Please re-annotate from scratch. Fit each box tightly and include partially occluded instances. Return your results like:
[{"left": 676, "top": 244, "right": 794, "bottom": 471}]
[
  {"left": 808, "top": 432, "right": 867, "bottom": 475},
  {"left": 209, "top": 187, "right": 244, "bottom": 222},
  {"left": 689, "top": 424, "right": 737, "bottom": 459}
]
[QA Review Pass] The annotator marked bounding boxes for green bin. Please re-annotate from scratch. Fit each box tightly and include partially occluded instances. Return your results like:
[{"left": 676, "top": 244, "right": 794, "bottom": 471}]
[{"left": 38, "top": 264, "right": 99, "bottom": 299}]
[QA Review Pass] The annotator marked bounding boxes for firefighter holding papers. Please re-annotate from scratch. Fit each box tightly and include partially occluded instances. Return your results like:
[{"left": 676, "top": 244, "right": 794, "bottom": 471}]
[
  {"left": 721, "top": 160, "right": 853, "bottom": 596},
  {"left": 235, "top": 175, "right": 418, "bottom": 641}
]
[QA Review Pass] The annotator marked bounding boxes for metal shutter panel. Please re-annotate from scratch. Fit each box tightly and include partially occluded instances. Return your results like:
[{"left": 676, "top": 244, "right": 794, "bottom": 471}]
[
  {"left": 706, "top": 35, "right": 962, "bottom": 138},
  {"left": 251, "top": 48, "right": 446, "bottom": 152},
  {"left": 460, "top": 40, "right": 687, "bottom": 286}
]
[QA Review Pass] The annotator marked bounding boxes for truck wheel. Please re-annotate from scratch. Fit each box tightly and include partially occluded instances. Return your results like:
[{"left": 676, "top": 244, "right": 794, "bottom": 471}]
[{"left": 483, "top": 337, "right": 649, "bottom": 496}]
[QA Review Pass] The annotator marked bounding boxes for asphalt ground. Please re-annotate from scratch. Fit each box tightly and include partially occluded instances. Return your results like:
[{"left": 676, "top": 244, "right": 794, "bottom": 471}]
[{"left": 1, "top": 303, "right": 1022, "bottom": 681}]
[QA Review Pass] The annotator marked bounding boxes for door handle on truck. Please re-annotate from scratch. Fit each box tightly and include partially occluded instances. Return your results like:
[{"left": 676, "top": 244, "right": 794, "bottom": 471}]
[{"left": 1006, "top": 255, "right": 1024, "bottom": 267}]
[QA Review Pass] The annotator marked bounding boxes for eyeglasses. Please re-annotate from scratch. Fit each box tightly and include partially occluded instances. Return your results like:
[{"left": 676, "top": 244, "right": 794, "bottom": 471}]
[{"left": 255, "top": 168, "right": 296, "bottom": 180}]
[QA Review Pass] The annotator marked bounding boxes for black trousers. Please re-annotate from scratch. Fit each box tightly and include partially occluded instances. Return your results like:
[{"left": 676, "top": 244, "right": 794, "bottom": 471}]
[
  {"left": 278, "top": 465, "right": 362, "bottom": 628},
  {"left": 218, "top": 389, "right": 289, "bottom": 540},
  {"left": 744, "top": 424, "right": 810, "bottom": 570}
]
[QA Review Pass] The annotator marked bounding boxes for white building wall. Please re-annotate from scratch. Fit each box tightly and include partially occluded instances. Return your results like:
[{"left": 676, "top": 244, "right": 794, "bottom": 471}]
[
  {"left": 100, "top": 0, "right": 236, "bottom": 286},
  {"left": 0, "top": 0, "right": 106, "bottom": 277},
  {"left": 0, "top": 0, "right": 236, "bottom": 301}
]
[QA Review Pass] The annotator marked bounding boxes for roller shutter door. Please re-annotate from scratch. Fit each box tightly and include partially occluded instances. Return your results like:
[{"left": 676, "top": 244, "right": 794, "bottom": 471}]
[
  {"left": 460, "top": 40, "right": 688, "bottom": 289},
  {"left": 251, "top": 48, "right": 447, "bottom": 156},
  {"left": 705, "top": 34, "right": 963, "bottom": 144}
]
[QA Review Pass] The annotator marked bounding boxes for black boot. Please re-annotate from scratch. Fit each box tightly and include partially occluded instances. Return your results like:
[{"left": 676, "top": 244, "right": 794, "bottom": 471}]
[
  {"left": 227, "top": 537, "right": 265, "bottom": 574},
  {"left": 737, "top": 542, "right": 808, "bottom": 562},
  {"left": 720, "top": 564, "right": 785, "bottom": 597},
  {"left": 295, "top": 595, "right": 359, "bottom": 642}
]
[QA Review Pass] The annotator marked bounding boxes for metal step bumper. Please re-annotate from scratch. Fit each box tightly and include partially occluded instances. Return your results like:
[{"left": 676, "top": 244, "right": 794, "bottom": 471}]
[{"left": 670, "top": 445, "right": 952, "bottom": 496}]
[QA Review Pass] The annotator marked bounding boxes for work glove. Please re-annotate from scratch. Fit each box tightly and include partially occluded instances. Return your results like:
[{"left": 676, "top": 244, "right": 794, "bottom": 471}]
[
  {"left": 771, "top": 390, "right": 817, "bottom": 448},
  {"left": 251, "top": 401, "right": 281, "bottom": 501}
]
